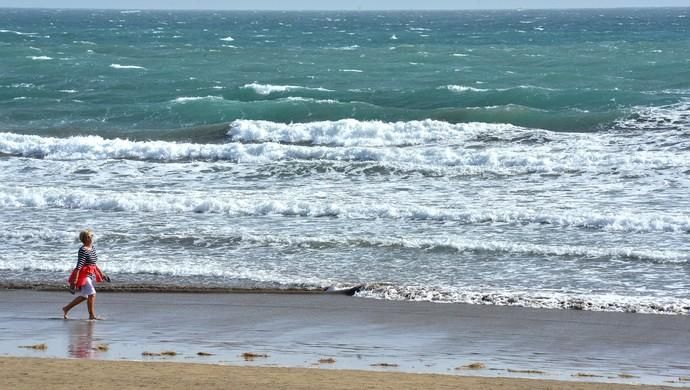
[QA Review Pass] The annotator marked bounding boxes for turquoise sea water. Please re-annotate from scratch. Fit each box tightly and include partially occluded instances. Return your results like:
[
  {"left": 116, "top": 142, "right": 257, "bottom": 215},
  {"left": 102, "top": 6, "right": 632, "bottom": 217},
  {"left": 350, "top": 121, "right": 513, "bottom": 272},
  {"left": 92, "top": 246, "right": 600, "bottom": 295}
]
[
  {"left": 2, "top": 8, "right": 689, "bottom": 133},
  {"left": 1, "top": 8, "right": 689, "bottom": 314}
]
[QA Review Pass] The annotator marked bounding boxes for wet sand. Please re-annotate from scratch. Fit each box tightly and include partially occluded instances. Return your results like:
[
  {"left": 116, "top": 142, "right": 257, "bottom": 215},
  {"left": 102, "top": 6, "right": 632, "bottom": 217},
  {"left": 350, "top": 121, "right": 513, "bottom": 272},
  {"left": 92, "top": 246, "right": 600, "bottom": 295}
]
[
  {"left": 0, "top": 290, "right": 688, "bottom": 387},
  {"left": 0, "top": 356, "right": 680, "bottom": 390}
]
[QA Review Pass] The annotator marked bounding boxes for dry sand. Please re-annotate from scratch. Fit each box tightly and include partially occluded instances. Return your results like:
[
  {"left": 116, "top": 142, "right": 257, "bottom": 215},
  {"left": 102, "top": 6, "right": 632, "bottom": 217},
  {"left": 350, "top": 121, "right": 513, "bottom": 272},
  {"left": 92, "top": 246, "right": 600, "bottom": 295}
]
[{"left": 0, "top": 357, "right": 677, "bottom": 390}]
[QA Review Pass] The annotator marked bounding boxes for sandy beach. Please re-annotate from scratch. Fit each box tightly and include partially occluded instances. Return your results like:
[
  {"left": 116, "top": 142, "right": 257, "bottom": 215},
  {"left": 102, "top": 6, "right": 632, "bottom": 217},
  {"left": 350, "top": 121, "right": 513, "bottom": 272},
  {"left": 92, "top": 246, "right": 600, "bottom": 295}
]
[
  {"left": 0, "top": 290, "right": 688, "bottom": 388},
  {"left": 2, "top": 4, "right": 689, "bottom": 389},
  {"left": 0, "top": 356, "right": 679, "bottom": 390}
]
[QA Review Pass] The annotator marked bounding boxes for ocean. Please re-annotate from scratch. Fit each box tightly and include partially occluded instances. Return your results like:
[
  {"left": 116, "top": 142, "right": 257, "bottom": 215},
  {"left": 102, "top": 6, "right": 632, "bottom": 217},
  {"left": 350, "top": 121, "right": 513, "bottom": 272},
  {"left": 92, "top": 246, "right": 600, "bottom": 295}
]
[{"left": 0, "top": 7, "right": 688, "bottom": 315}]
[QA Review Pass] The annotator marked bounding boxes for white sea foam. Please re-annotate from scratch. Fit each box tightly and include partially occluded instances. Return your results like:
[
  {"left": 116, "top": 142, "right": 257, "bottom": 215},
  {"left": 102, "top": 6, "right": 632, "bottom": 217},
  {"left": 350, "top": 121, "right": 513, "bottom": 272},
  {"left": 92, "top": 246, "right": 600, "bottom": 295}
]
[
  {"left": 6, "top": 253, "right": 687, "bottom": 314},
  {"left": 0, "top": 228, "right": 74, "bottom": 243},
  {"left": 0, "top": 255, "right": 329, "bottom": 288},
  {"left": 218, "top": 234, "right": 688, "bottom": 263},
  {"left": 227, "top": 118, "right": 525, "bottom": 147},
  {"left": 171, "top": 96, "right": 224, "bottom": 103},
  {"left": 27, "top": 56, "right": 52, "bottom": 60},
  {"left": 358, "top": 285, "right": 689, "bottom": 315},
  {"left": 1, "top": 185, "right": 688, "bottom": 234},
  {"left": 339, "top": 69, "right": 363, "bottom": 73},
  {"left": 332, "top": 45, "right": 359, "bottom": 50},
  {"left": 220, "top": 36, "right": 234, "bottom": 41},
  {"left": 6, "top": 248, "right": 686, "bottom": 313},
  {"left": 515, "top": 84, "right": 559, "bottom": 91},
  {"left": 10, "top": 83, "right": 36, "bottom": 89},
  {"left": 4, "top": 228, "right": 683, "bottom": 264},
  {"left": 59, "top": 89, "right": 78, "bottom": 93},
  {"left": 2, "top": 122, "right": 688, "bottom": 176},
  {"left": 443, "top": 84, "right": 558, "bottom": 93},
  {"left": 0, "top": 29, "right": 38, "bottom": 36},
  {"left": 615, "top": 100, "right": 690, "bottom": 131},
  {"left": 241, "top": 82, "right": 333, "bottom": 95},
  {"left": 0, "top": 226, "right": 686, "bottom": 314},
  {"left": 283, "top": 97, "right": 340, "bottom": 104},
  {"left": 110, "top": 64, "right": 147, "bottom": 70},
  {"left": 443, "top": 85, "right": 489, "bottom": 93}
]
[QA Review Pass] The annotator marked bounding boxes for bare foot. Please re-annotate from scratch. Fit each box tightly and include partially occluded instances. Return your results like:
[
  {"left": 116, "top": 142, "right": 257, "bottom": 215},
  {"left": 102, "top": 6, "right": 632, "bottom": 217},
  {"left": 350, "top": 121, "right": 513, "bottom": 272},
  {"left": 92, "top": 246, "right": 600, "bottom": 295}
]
[
  {"left": 88, "top": 316, "right": 103, "bottom": 321},
  {"left": 62, "top": 307, "right": 69, "bottom": 319}
]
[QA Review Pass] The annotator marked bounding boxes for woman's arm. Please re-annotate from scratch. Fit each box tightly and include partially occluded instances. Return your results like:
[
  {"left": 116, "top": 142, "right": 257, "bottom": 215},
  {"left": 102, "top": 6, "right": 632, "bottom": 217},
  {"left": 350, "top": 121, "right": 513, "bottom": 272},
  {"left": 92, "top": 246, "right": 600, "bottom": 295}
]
[{"left": 71, "top": 247, "right": 87, "bottom": 286}]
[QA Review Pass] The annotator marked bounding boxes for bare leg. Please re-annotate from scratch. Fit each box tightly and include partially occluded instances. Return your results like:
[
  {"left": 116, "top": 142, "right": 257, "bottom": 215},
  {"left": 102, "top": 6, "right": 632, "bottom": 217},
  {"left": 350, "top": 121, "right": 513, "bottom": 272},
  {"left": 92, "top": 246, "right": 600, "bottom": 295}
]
[
  {"left": 87, "top": 294, "right": 101, "bottom": 320},
  {"left": 63, "top": 296, "right": 86, "bottom": 319}
]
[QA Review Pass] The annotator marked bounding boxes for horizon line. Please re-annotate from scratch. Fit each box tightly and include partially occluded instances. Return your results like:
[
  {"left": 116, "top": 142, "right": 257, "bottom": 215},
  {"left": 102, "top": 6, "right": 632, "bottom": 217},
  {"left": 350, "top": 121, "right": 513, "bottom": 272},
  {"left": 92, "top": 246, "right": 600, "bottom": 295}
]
[{"left": 1, "top": 5, "right": 688, "bottom": 12}]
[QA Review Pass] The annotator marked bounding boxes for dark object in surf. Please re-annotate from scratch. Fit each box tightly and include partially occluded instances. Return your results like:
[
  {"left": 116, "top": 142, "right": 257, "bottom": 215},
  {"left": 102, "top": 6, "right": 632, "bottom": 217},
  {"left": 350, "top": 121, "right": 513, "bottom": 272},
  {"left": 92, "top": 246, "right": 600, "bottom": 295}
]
[
  {"left": 323, "top": 285, "right": 363, "bottom": 296},
  {"left": 242, "top": 352, "right": 269, "bottom": 361}
]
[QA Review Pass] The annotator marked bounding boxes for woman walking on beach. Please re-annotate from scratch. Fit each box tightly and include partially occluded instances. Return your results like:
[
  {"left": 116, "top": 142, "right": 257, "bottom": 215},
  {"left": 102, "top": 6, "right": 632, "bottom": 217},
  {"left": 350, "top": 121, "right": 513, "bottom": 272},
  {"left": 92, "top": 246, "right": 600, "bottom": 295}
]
[{"left": 62, "top": 229, "right": 109, "bottom": 320}]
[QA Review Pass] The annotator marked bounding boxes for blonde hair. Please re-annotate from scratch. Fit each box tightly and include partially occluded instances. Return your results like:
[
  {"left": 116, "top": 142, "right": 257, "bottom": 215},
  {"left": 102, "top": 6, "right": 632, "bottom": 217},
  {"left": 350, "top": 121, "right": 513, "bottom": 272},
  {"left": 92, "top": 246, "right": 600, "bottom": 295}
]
[{"left": 79, "top": 229, "right": 94, "bottom": 244}]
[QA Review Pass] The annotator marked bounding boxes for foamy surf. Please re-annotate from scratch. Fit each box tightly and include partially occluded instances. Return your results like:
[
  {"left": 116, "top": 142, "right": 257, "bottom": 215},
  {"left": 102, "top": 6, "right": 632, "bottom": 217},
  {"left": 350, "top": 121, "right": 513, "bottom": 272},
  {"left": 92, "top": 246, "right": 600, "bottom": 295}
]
[
  {"left": 358, "top": 285, "right": 690, "bottom": 315},
  {"left": 1, "top": 124, "right": 688, "bottom": 179},
  {"left": 227, "top": 118, "right": 529, "bottom": 146},
  {"left": 2, "top": 186, "right": 688, "bottom": 234}
]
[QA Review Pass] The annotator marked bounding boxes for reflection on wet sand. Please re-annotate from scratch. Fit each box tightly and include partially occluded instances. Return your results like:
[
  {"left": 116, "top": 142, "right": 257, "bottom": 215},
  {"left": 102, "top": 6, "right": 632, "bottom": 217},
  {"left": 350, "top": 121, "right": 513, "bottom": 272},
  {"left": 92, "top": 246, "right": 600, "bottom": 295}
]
[{"left": 68, "top": 321, "right": 95, "bottom": 359}]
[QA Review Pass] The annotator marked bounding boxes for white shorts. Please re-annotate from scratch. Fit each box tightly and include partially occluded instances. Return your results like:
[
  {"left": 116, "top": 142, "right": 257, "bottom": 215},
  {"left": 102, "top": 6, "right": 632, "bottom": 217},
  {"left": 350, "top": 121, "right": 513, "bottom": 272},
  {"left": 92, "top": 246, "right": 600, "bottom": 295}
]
[{"left": 78, "top": 277, "right": 96, "bottom": 298}]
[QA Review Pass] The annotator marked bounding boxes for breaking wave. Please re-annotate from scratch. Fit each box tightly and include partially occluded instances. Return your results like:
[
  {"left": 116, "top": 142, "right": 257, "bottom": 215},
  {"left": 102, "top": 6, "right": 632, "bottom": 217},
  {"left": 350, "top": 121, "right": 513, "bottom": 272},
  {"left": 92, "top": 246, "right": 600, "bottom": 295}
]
[{"left": 2, "top": 187, "right": 688, "bottom": 234}]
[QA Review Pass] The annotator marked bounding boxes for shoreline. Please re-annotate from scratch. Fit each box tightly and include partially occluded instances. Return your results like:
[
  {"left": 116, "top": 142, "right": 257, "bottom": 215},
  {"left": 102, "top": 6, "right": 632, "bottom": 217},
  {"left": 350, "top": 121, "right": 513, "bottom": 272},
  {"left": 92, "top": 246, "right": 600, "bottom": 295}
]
[
  {"left": 3, "top": 282, "right": 687, "bottom": 316},
  {"left": 1, "top": 290, "right": 688, "bottom": 387},
  {"left": 0, "top": 282, "right": 327, "bottom": 294}
]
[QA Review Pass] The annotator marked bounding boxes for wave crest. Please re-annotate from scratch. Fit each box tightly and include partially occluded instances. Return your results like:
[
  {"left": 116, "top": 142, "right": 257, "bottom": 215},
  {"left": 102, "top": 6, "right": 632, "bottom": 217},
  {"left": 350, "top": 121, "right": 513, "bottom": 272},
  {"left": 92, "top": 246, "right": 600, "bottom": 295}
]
[
  {"left": 2, "top": 187, "right": 688, "bottom": 234},
  {"left": 227, "top": 118, "right": 527, "bottom": 146}
]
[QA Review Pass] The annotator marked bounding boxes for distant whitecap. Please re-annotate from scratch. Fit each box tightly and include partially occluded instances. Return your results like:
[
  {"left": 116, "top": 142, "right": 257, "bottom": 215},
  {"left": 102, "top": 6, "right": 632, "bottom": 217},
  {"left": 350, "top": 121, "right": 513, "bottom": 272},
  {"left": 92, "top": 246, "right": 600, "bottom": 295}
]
[
  {"left": 0, "top": 29, "right": 38, "bottom": 36},
  {"left": 110, "top": 64, "right": 146, "bottom": 70},
  {"left": 171, "top": 96, "right": 224, "bottom": 103},
  {"left": 442, "top": 85, "right": 489, "bottom": 93},
  {"left": 283, "top": 96, "right": 340, "bottom": 104},
  {"left": 241, "top": 83, "right": 332, "bottom": 95}
]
